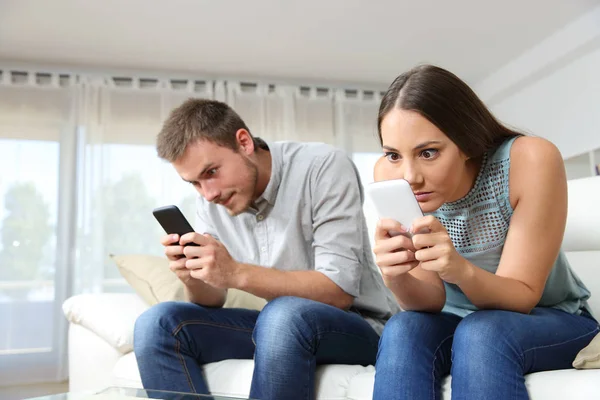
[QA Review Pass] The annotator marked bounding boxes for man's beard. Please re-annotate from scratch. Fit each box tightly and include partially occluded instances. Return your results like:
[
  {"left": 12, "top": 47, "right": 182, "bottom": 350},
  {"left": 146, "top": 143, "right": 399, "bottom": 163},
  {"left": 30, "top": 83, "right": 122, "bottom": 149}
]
[{"left": 227, "top": 156, "right": 259, "bottom": 217}]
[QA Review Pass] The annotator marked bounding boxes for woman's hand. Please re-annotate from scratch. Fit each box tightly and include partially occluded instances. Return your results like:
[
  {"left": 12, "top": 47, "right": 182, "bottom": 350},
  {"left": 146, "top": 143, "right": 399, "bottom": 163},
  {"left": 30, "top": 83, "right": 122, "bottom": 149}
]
[
  {"left": 373, "top": 218, "right": 419, "bottom": 282},
  {"left": 411, "top": 215, "right": 473, "bottom": 285}
]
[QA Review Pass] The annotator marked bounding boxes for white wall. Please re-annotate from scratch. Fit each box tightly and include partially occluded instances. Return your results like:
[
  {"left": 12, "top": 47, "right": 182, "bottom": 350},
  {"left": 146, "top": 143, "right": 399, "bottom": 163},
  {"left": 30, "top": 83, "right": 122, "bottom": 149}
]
[
  {"left": 476, "top": 5, "right": 600, "bottom": 160},
  {"left": 491, "top": 46, "right": 600, "bottom": 159},
  {"left": 565, "top": 151, "right": 599, "bottom": 180}
]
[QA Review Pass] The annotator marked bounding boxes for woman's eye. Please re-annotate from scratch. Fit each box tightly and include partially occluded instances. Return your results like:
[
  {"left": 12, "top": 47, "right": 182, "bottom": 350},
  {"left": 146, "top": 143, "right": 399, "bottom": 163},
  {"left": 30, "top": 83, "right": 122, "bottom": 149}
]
[
  {"left": 385, "top": 152, "right": 400, "bottom": 162},
  {"left": 207, "top": 168, "right": 218, "bottom": 176},
  {"left": 421, "top": 149, "right": 438, "bottom": 159}
]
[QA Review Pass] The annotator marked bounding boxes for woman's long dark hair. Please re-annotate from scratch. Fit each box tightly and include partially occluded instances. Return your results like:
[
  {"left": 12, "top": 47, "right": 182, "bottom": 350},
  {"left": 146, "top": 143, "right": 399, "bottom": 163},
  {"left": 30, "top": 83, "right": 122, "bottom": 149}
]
[{"left": 378, "top": 65, "right": 521, "bottom": 158}]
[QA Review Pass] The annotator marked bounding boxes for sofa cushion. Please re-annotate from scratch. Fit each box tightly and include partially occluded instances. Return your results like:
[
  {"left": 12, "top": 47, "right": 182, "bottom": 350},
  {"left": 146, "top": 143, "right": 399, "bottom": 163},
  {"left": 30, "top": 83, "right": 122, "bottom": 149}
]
[
  {"left": 63, "top": 293, "right": 149, "bottom": 354},
  {"left": 111, "top": 353, "right": 600, "bottom": 399},
  {"left": 114, "top": 353, "right": 379, "bottom": 400},
  {"left": 345, "top": 371, "right": 451, "bottom": 400}
]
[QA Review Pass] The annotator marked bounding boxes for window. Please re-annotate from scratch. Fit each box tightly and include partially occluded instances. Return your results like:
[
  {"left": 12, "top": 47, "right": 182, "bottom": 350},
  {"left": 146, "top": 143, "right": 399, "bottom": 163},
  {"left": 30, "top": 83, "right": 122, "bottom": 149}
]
[{"left": 0, "top": 82, "right": 73, "bottom": 384}]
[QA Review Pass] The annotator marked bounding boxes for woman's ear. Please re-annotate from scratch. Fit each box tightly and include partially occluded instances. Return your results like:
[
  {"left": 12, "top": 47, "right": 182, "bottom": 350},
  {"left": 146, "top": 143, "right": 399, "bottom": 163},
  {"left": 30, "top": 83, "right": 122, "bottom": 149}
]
[{"left": 461, "top": 150, "right": 471, "bottom": 162}]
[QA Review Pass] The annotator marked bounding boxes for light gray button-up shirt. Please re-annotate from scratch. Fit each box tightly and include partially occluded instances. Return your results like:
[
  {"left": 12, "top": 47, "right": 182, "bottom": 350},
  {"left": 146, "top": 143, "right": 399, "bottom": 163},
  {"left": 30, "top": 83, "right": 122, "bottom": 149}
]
[{"left": 195, "top": 141, "right": 399, "bottom": 334}]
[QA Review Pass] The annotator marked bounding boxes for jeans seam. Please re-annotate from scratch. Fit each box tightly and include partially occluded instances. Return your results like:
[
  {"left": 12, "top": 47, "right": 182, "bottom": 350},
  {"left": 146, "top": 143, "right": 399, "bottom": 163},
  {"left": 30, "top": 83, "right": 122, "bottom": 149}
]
[
  {"left": 175, "top": 338, "right": 197, "bottom": 394},
  {"left": 522, "top": 326, "right": 600, "bottom": 354},
  {"left": 172, "top": 319, "right": 255, "bottom": 336},
  {"left": 432, "top": 334, "right": 454, "bottom": 400},
  {"left": 170, "top": 320, "right": 254, "bottom": 392},
  {"left": 314, "top": 330, "right": 379, "bottom": 355},
  {"left": 316, "top": 324, "right": 379, "bottom": 345},
  {"left": 304, "top": 357, "right": 311, "bottom": 400}
]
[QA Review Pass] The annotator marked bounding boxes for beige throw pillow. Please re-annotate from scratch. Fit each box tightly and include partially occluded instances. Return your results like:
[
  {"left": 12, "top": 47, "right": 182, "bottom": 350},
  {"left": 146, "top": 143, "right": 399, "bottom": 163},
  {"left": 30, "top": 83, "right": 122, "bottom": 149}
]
[
  {"left": 110, "top": 254, "right": 266, "bottom": 311},
  {"left": 573, "top": 331, "right": 600, "bottom": 369},
  {"left": 110, "top": 254, "right": 186, "bottom": 305},
  {"left": 224, "top": 288, "right": 267, "bottom": 311}
]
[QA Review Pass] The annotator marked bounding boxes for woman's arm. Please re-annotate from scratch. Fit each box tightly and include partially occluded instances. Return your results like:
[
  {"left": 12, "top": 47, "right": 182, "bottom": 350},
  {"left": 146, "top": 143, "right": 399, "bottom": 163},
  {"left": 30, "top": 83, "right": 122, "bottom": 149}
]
[
  {"left": 414, "top": 137, "right": 564, "bottom": 315},
  {"left": 456, "top": 136, "right": 568, "bottom": 313}
]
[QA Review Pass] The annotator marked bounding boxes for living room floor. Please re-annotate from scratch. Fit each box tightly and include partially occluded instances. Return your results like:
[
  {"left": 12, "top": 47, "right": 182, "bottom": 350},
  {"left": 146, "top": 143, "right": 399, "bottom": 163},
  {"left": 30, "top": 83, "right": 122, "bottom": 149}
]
[{"left": 0, "top": 381, "right": 69, "bottom": 400}]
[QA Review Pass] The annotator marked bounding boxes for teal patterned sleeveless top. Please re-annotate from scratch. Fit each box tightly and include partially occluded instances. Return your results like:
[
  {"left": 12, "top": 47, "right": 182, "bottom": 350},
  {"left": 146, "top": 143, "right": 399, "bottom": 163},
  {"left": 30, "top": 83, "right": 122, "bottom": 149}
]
[{"left": 430, "top": 137, "right": 591, "bottom": 317}]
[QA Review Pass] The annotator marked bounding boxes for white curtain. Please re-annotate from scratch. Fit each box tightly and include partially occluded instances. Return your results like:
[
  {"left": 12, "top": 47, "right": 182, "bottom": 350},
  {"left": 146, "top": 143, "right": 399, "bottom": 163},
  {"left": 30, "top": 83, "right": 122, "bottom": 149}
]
[
  {"left": 0, "top": 68, "right": 384, "bottom": 385},
  {"left": 0, "top": 73, "right": 77, "bottom": 385},
  {"left": 72, "top": 77, "right": 217, "bottom": 295}
]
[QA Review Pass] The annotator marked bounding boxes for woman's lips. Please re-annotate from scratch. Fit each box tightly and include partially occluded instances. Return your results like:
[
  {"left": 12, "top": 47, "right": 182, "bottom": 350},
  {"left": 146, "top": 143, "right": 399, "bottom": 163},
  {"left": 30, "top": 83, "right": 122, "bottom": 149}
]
[{"left": 414, "top": 192, "right": 433, "bottom": 202}]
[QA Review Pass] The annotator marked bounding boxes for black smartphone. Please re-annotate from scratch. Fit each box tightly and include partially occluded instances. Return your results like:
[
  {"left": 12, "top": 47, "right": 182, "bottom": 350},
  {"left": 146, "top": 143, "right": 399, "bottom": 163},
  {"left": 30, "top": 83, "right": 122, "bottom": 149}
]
[{"left": 152, "top": 205, "right": 198, "bottom": 246}]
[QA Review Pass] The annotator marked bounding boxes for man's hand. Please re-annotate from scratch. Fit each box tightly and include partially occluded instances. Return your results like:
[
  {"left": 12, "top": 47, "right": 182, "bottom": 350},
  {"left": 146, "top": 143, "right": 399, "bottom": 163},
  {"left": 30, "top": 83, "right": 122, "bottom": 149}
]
[
  {"left": 412, "top": 215, "right": 472, "bottom": 285},
  {"left": 161, "top": 234, "right": 196, "bottom": 286},
  {"left": 180, "top": 232, "right": 241, "bottom": 289}
]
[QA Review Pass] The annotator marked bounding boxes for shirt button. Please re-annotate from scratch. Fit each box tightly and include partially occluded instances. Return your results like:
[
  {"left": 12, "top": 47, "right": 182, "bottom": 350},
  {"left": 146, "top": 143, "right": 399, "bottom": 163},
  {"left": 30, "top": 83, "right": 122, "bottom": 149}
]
[
  {"left": 257, "top": 214, "right": 264, "bottom": 221},
  {"left": 261, "top": 247, "right": 267, "bottom": 253}
]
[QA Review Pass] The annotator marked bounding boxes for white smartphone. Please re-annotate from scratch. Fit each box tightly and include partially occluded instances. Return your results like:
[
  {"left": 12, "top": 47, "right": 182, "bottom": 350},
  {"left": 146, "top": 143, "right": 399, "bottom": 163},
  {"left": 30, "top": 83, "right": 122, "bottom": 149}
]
[{"left": 365, "top": 179, "right": 424, "bottom": 237}]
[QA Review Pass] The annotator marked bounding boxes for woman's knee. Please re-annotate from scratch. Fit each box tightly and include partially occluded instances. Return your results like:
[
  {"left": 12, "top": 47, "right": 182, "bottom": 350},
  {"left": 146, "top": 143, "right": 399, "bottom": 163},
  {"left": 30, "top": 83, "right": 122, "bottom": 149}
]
[
  {"left": 377, "top": 311, "right": 456, "bottom": 375},
  {"left": 380, "top": 311, "right": 451, "bottom": 348},
  {"left": 452, "top": 310, "right": 518, "bottom": 364},
  {"left": 379, "top": 312, "right": 420, "bottom": 348}
]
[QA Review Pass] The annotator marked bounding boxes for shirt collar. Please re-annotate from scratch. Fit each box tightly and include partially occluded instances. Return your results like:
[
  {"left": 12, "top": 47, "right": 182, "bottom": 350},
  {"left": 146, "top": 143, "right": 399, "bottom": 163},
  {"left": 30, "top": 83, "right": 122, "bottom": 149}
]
[{"left": 255, "top": 141, "right": 282, "bottom": 207}]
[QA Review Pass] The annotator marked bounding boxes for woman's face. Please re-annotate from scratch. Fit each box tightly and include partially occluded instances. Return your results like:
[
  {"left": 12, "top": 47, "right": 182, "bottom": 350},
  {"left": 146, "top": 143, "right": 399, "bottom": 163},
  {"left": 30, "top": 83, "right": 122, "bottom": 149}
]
[{"left": 375, "top": 108, "right": 474, "bottom": 213}]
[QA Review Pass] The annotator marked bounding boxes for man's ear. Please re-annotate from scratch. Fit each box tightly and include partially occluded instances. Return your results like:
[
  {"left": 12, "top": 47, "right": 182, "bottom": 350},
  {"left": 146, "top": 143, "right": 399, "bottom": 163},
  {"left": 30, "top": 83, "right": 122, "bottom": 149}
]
[{"left": 235, "top": 129, "right": 255, "bottom": 155}]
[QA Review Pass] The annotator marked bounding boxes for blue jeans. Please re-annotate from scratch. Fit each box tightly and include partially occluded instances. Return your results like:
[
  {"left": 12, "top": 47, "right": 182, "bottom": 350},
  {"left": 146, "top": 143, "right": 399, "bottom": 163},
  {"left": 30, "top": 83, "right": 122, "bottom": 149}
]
[
  {"left": 133, "top": 296, "right": 380, "bottom": 400},
  {"left": 373, "top": 308, "right": 599, "bottom": 400}
]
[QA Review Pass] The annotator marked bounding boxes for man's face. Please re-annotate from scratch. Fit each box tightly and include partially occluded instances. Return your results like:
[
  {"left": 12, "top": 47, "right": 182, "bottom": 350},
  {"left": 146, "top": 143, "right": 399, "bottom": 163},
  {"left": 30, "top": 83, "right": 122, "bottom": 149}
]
[{"left": 173, "top": 139, "right": 258, "bottom": 216}]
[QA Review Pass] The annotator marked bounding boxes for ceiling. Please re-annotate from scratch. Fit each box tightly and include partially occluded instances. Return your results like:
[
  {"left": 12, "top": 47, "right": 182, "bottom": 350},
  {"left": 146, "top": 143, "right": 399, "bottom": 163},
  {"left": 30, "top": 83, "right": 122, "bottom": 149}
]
[{"left": 0, "top": 0, "right": 597, "bottom": 88}]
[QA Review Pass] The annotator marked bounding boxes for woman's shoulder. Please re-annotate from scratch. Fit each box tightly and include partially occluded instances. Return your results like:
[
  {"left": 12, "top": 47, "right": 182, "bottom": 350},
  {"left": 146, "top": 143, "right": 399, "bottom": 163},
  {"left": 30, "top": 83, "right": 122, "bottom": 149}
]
[
  {"left": 509, "top": 136, "right": 563, "bottom": 172},
  {"left": 508, "top": 136, "right": 566, "bottom": 206}
]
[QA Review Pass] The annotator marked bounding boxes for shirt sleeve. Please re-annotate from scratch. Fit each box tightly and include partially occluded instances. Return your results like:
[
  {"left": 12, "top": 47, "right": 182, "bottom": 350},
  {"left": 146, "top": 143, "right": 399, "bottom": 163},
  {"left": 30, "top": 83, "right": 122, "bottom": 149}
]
[
  {"left": 309, "top": 149, "right": 367, "bottom": 298},
  {"left": 194, "top": 196, "right": 220, "bottom": 241}
]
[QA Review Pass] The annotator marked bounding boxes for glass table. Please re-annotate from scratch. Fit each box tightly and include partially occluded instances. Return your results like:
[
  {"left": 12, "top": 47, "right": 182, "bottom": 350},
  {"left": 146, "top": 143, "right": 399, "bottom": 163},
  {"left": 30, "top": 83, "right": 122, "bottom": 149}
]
[{"left": 26, "top": 386, "right": 254, "bottom": 400}]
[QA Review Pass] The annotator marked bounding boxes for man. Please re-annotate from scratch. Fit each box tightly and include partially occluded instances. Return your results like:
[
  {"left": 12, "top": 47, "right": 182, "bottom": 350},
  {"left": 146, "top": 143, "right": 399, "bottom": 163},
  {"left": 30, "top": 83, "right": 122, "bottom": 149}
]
[{"left": 134, "top": 98, "right": 398, "bottom": 400}]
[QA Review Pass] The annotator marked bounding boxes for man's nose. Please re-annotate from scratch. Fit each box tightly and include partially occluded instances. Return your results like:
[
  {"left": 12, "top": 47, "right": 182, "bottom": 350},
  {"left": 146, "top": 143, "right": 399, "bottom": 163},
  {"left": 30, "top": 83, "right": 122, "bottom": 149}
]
[{"left": 201, "top": 183, "right": 220, "bottom": 202}]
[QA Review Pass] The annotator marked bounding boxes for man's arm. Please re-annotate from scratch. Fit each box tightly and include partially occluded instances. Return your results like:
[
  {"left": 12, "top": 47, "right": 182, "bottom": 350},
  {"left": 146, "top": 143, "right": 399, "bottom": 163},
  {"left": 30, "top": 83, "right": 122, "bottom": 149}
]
[
  {"left": 238, "top": 150, "right": 366, "bottom": 309},
  {"left": 180, "top": 234, "right": 354, "bottom": 309},
  {"left": 183, "top": 279, "right": 227, "bottom": 306},
  {"left": 235, "top": 266, "right": 353, "bottom": 309},
  {"left": 182, "top": 149, "right": 368, "bottom": 310}
]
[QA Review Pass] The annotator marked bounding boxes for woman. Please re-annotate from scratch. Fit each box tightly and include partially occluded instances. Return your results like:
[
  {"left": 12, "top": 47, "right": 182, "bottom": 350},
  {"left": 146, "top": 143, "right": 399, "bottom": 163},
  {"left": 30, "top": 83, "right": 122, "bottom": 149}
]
[{"left": 371, "top": 65, "right": 598, "bottom": 400}]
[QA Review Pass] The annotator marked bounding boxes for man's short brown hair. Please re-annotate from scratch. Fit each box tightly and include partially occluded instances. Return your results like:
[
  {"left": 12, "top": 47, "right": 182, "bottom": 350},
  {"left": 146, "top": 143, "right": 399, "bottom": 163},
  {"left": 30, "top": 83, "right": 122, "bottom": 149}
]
[{"left": 156, "top": 98, "right": 251, "bottom": 162}]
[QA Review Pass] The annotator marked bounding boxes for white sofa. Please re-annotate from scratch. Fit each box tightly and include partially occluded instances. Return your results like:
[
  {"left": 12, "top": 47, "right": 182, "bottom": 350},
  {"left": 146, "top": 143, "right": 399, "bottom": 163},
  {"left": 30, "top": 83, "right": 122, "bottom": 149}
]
[{"left": 63, "top": 176, "right": 600, "bottom": 399}]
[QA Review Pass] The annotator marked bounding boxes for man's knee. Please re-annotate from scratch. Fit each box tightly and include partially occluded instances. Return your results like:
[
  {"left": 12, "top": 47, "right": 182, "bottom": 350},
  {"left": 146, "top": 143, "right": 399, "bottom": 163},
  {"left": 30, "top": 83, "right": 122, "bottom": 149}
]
[
  {"left": 134, "top": 302, "right": 205, "bottom": 352},
  {"left": 253, "top": 296, "right": 323, "bottom": 345},
  {"left": 257, "top": 296, "right": 321, "bottom": 327}
]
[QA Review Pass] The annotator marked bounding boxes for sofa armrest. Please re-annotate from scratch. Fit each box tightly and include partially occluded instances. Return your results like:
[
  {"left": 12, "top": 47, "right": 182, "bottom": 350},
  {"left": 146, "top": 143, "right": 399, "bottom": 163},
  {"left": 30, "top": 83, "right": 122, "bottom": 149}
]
[{"left": 62, "top": 293, "right": 149, "bottom": 354}]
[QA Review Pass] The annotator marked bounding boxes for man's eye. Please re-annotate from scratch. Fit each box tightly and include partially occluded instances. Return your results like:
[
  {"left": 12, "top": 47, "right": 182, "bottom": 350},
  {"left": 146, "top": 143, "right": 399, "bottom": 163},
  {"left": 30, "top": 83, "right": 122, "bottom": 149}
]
[
  {"left": 385, "top": 152, "right": 400, "bottom": 162},
  {"left": 207, "top": 168, "right": 217, "bottom": 176},
  {"left": 421, "top": 149, "right": 439, "bottom": 159}
]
